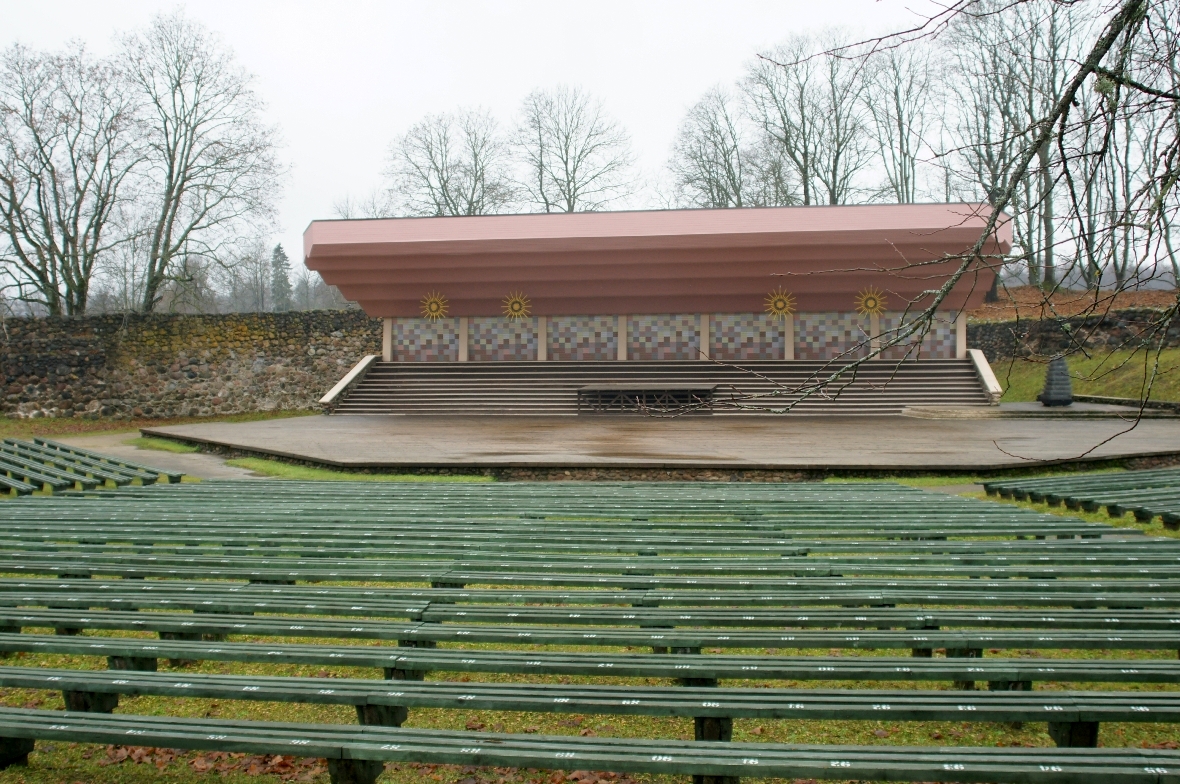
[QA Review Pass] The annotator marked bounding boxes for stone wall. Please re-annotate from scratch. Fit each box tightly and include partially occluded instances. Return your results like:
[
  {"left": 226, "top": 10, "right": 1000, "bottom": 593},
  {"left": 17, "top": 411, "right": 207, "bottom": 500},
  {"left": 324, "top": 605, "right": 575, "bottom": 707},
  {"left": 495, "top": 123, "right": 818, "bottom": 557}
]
[
  {"left": 967, "top": 308, "right": 1180, "bottom": 361},
  {"left": 2, "top": 311, "right": 380, "bottom": 419}
]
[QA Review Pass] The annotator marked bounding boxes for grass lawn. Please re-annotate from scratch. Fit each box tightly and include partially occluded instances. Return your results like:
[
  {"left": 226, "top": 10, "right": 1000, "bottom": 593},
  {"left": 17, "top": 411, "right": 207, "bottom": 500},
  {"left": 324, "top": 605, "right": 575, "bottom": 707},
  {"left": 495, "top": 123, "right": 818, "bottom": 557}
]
[
  {"left": 990, "top": 347, "right": 1180, "bottom": 402},
  {"left": 0, "top": 409, "right": 316, "bottom": 442}
]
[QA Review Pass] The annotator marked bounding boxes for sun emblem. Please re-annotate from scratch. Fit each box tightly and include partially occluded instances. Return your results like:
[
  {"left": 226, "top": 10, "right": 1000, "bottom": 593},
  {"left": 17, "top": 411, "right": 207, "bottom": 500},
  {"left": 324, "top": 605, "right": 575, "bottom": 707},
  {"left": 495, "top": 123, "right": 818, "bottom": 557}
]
[
  {"left": 502, "top": 291, "right": 531, "bottom": 320},
  {"left": 764, "top": 288, "right": 797, "bottom": 320},
  {"left": 855, "top": 287, "right": 887, "bottom": 316},
  {"left": 420, "top": 292, "right": 448, "bottom": 320}
]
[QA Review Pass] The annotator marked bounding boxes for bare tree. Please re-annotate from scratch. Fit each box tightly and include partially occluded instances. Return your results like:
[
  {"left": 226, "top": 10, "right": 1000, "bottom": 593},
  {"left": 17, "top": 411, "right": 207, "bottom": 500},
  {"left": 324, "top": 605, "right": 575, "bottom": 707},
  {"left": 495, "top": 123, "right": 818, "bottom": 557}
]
[
  {"left": 120, "top": 12, "right": 283, "bottom": 313},
  {"left": 865, "top": 46, "right": 934, "bottom": 202},
  {"left": 745, "top": 32, "right": 875, "bottom": 205},
  {"left": 332, "top": 189, "right": 394, "bottom": 219},
  {"left": 0, "top": 43, "right": 140, "bottom": 315},
  {"left": 514, "top": 86, "right": 635, "bottom": 212},
  {"left": 669, "top": 87, "right": 753, "bottom": 208},
  {"left": 388, "top": 109, "right": 514, "bottom": 216}
]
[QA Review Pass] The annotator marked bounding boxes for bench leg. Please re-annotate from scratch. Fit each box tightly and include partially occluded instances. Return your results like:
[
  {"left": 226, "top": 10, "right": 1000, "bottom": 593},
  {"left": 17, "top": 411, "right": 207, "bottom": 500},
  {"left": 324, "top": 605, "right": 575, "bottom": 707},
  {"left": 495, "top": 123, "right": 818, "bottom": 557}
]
[
  {"left": 54, "top": 627, "right": 82, "bottom": 636},
  {"left": 911, "top": 647, "right": 933, "bottom": 657},
  {"left": 383, "top": 668, "right": 425, "bottom": 681},
  {"left": 355, "top": 704, "right": 407, "bottom": 727},
  {"left": 1048, "top": 720, "right": 1099, "bottom": 748},
  {"left": 62, "top": 690, "right": 119, "bottom": 713},
  {"left": 0, "top": 737, "right": 34, "bottom": 769},
  {"left": 396, "top": 640, "right": 436, "bottom": 649},
  {"left": 158, "top": 631, "right": 204, "bottom": 666},
  {"left": 947, "top": 647, "right": 982, "bottom": 690},
  {"left": 107, "top": 655, "right": 158, "bottom": 672},
  {"left": 692, "top": 716, "right": 739, "bottom": 783},
  {"left": 328, "top": 758, "right": 384, "bottom": 784},
  {"left": 0, "top": 626, "right": 18, "bottom": 659},
  {"left": 430, "top": 582, "right": 466, "bottom": 589},
  {"left": 988, "top": 680, "right": 1032, "bottom": 729}
]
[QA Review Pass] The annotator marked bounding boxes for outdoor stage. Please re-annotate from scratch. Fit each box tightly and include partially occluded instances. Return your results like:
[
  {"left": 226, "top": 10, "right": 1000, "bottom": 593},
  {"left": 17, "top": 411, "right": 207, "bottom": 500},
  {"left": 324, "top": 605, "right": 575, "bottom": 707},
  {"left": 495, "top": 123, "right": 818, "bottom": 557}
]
[{"left": 143, "top": 409, "right": 1180, "bottom": 474}]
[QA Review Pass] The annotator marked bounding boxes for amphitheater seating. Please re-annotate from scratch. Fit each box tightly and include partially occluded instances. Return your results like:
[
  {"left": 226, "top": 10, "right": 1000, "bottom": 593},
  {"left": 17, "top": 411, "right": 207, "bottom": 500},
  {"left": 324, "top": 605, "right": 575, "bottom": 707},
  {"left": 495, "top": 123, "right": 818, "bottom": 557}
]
[
  {"left": 0, "top": 479, "right": 1178, "bottom": 784},
  {"left": 985, "top": 467, "right": 1180, "bottom": 528}
]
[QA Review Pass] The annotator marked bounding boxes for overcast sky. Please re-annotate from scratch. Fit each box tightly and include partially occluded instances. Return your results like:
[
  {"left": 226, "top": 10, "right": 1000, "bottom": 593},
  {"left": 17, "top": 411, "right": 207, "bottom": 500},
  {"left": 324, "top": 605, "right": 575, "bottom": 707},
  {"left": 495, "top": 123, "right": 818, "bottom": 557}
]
[{"left": 3, "top": 1, "right": 939, "bottom": 267}]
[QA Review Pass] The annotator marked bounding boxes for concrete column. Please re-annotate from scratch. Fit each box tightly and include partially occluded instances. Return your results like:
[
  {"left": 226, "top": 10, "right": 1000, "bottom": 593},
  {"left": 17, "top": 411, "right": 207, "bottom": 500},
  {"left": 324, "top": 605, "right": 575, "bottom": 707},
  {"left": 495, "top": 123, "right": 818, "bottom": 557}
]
[
  {"left": 955, "top": 310, "right": 968, "bottom": 359},
  {"left": 537, "top": 316, "right": 547, "bottom": 361},
  {"left": 617, "top": 315, "right": 628, "bottom": 361},
  {"left": 699, "top": 314, "right": 710, "bottom": 360},
  {"left": 869, "top": 313, "right": 881, "bottom": 358},
  {"left": 458, "top": 317, "right": 468, "bottom": 362},
  {"left": 382, "top": 318, "right": 393, "bottom": 362},
  {"left": 784, "top": 315, "right": 795, "bottom": 360}
]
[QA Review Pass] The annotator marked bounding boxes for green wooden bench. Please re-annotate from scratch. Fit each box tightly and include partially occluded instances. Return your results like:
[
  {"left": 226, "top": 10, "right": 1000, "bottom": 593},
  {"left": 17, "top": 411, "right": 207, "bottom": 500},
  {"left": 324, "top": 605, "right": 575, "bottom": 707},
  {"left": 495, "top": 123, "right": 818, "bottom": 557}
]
[
  {"left": 32, "top": 438, "right": 184, "bottom": 483},
  {"left": 2, "top": 608, "right": 1178, "bottom": 654},
  {"left": 3, "top": 665, "right": 1177, "bottom": 748},
  {"left": 9, "top": 546, "right": 1180, "bottom": 579},
  {"left": 0, "top": 707, "right": 1177, "bottom": 784},
  {"left": 0, "top": 475, "right": 35, "bottom": 496},
  {"left": 0, "top": 455, "right": 96, "bottom": 492},
  {"left": 1, "top": 441, "right": 142, "bottom": 486},
  {"left": 3, "top": 632, "right": 1178, "bottom": 688},
  {"left": 4, "top": 583, "right": 1179, "bottom": 629}
]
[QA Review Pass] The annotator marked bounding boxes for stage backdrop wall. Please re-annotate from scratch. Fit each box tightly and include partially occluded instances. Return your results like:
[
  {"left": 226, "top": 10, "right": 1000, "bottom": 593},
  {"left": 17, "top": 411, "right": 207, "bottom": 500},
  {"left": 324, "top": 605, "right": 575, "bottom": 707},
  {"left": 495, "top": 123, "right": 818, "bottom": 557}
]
[{"left": 5, "top": 309, "right": 1174, "bottom": 419}]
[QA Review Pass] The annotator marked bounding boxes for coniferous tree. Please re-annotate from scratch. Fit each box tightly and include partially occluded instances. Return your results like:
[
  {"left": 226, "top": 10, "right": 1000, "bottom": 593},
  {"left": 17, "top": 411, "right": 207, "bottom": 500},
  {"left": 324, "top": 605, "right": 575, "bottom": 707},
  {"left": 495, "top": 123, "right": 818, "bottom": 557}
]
[{"left": 270, "top": 243, "right": 292, "bottom": 312}]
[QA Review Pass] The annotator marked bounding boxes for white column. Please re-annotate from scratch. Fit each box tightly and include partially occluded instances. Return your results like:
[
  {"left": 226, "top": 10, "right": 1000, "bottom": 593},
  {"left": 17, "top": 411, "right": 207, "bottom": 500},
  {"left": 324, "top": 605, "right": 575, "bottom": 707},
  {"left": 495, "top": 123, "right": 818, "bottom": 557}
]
[
  {"left": 458, "top": 317, "right": 468, "bottom": 362},
  {"left": 699, "top": 314, "right": 711, "bottom": 360},
  {"left": 537, "top": 316, "right": 547, "bottom": 361},
  {"left": 382, "top": 318, "right": 393, "bottom": 362},
  {"left": 617, "top": 315, "right": 628, "bottom": 361},
  {"left": 955, "top": 310, "right": 968, "bottom": 359},
  {"left": 783, "top": 315, "right": 795, "bottom": 360},
  {"left": 869, "top": 313, "right": 881, "bottom": 358}
]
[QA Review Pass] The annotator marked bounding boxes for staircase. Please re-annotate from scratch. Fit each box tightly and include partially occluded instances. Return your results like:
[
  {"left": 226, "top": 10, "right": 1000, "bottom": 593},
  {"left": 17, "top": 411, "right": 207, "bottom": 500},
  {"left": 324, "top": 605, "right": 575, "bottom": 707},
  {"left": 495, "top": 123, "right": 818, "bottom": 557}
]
[{"left": 328, "top": 359, "right": 994, "bottom": 416}]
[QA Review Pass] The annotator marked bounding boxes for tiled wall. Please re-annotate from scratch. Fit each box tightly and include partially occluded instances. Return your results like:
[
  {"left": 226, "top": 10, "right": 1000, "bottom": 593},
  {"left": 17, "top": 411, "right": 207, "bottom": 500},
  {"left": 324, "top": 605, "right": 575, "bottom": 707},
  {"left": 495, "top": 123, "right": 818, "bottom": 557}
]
[
  {"left": 879, "top": 312, "right": 956, "bottom": 360},
  {"left": 628, "top": 314, "right": 699, "bottom": 361},
  {"left": 795, "top": 313, "right": 869, "bottom": 361},
  {"left": 550, "top": 316, "right": 617, "bottom": 361},
  {"left": 470, "top": 317, "right": 538, "bottom": 361},
  {"left": 393, "top": 317, "right": 459, "bottom": 362},
  {"left": 388, "top": 312, "right": 958, "bottom": 361},
  {"left": 711, "top": 313, "right": 784, "bottom": 361}
]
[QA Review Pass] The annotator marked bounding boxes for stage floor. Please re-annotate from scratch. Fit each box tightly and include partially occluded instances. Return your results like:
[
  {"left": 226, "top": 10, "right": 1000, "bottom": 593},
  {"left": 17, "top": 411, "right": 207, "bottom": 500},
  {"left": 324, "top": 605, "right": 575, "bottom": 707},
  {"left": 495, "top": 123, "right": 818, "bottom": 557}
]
[{"left": 143, "top": 411, "right": 1180, "bottom": 472}]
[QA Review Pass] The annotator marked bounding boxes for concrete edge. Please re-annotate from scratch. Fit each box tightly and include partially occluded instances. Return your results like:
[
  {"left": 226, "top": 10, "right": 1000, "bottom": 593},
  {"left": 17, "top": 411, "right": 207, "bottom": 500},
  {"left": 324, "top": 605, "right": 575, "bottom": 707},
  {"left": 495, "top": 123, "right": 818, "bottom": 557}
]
[
  {"left": 967, "top": 349, "right": 1003, "bottom": 404},
  {"left": 137, "top": 426, "right": 1180, "bottom": 474},
  {"left": 319, "top": 355, "right": 379, "bottom": 406}
]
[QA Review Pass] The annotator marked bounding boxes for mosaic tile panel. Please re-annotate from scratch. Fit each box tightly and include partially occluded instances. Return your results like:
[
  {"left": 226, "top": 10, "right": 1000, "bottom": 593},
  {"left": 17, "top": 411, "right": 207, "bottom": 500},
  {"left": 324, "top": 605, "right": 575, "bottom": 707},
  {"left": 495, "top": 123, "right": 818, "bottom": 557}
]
[
  {"left": 879, "top": 312, "right": 957, "bottom": 360},
  {"left": 393, "top": 317, "right": 459, "bottom": 362},
  {"left": 710, "top": 313, "right": 784, "bottom": 361},
  {"left": 628, "top": 314, "right": 699, "bottom": 361},
  {"left": 795, "top": 312, "right": 870, "bottom": 361},
  {"left": 470, "top": 316, "right": 538, "bottom": 361},
  {"left": 549, "top": 315, "right": 617, "bottom": 361}
]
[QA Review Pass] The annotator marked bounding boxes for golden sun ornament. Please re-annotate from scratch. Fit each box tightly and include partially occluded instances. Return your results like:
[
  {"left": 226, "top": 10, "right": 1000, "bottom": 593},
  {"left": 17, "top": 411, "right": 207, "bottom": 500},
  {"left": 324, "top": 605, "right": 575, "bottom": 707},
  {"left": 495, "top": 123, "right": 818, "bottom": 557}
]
[
  {"left": 502, "top": 291, "right": 531, "bottom": 320},
  {"left": 420, "top": 292, "right": 448, "bottom": 321},
  {"left": 764, "top": 288, "right": 797, "bottom": 320},
  {"left": 855, "top": 287, "right": 888, "bottom": 316}
]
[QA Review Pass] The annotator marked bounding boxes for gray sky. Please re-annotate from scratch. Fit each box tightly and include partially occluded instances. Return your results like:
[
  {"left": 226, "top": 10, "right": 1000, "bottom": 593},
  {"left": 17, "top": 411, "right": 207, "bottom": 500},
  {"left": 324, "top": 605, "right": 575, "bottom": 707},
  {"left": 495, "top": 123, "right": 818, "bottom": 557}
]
[{"left": 2, "top": 1, "right": 938, "bottom": 266}]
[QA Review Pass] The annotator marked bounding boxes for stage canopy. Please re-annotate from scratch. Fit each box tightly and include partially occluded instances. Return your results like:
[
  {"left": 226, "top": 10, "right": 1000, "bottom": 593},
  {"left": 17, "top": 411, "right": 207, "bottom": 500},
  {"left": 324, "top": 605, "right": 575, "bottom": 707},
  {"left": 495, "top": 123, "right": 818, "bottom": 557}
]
[{"left": 303, "top": 203, "right": 1010, "bottom": 319}]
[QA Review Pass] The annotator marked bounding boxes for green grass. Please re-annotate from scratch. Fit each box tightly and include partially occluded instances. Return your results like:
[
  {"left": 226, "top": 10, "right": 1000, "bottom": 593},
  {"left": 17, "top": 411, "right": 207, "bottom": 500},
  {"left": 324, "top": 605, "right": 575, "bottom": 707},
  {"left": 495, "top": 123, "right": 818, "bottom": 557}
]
[
  {"left": 992, "top": 347, "right": 1180, "bottom": 402},
  {"left": 224, "top": 456, "right": 491, "bottom": 483},
  {"left": 0, "top": 408, "right": 316, "bottom": 441},
  {"left": 124, "top": 436, "right": 200, "bottom": 453}
]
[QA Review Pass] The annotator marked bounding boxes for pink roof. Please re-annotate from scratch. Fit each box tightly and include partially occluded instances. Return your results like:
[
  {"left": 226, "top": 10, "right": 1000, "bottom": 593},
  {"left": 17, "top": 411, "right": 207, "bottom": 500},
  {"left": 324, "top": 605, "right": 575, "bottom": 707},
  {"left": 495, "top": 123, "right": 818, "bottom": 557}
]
[{"left": 304, "top": 203, "right": 1010, "bottom": 318}]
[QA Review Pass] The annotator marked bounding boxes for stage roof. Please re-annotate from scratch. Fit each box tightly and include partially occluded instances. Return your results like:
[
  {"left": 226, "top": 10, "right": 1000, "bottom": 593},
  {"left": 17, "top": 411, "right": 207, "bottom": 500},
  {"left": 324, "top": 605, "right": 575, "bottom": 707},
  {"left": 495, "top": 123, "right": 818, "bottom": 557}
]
[{"left": 303, "top": 203, "right": 1010, "bottom": 318}]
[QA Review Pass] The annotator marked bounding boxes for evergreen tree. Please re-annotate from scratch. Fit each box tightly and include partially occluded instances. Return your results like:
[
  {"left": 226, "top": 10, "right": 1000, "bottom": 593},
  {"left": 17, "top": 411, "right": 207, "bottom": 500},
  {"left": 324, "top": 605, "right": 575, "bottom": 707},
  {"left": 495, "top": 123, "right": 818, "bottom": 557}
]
[{"left": 270, "top": 244, "right": 293, "bottom": 312}]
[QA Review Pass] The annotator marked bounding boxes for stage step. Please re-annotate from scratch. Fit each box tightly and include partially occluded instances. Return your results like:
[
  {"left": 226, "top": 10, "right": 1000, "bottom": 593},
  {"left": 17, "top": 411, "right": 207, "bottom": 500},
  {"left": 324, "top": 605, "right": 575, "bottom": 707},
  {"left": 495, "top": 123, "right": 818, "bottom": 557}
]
[{"left": 328, "top": 359, "right": 994, "bottom": 416}]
